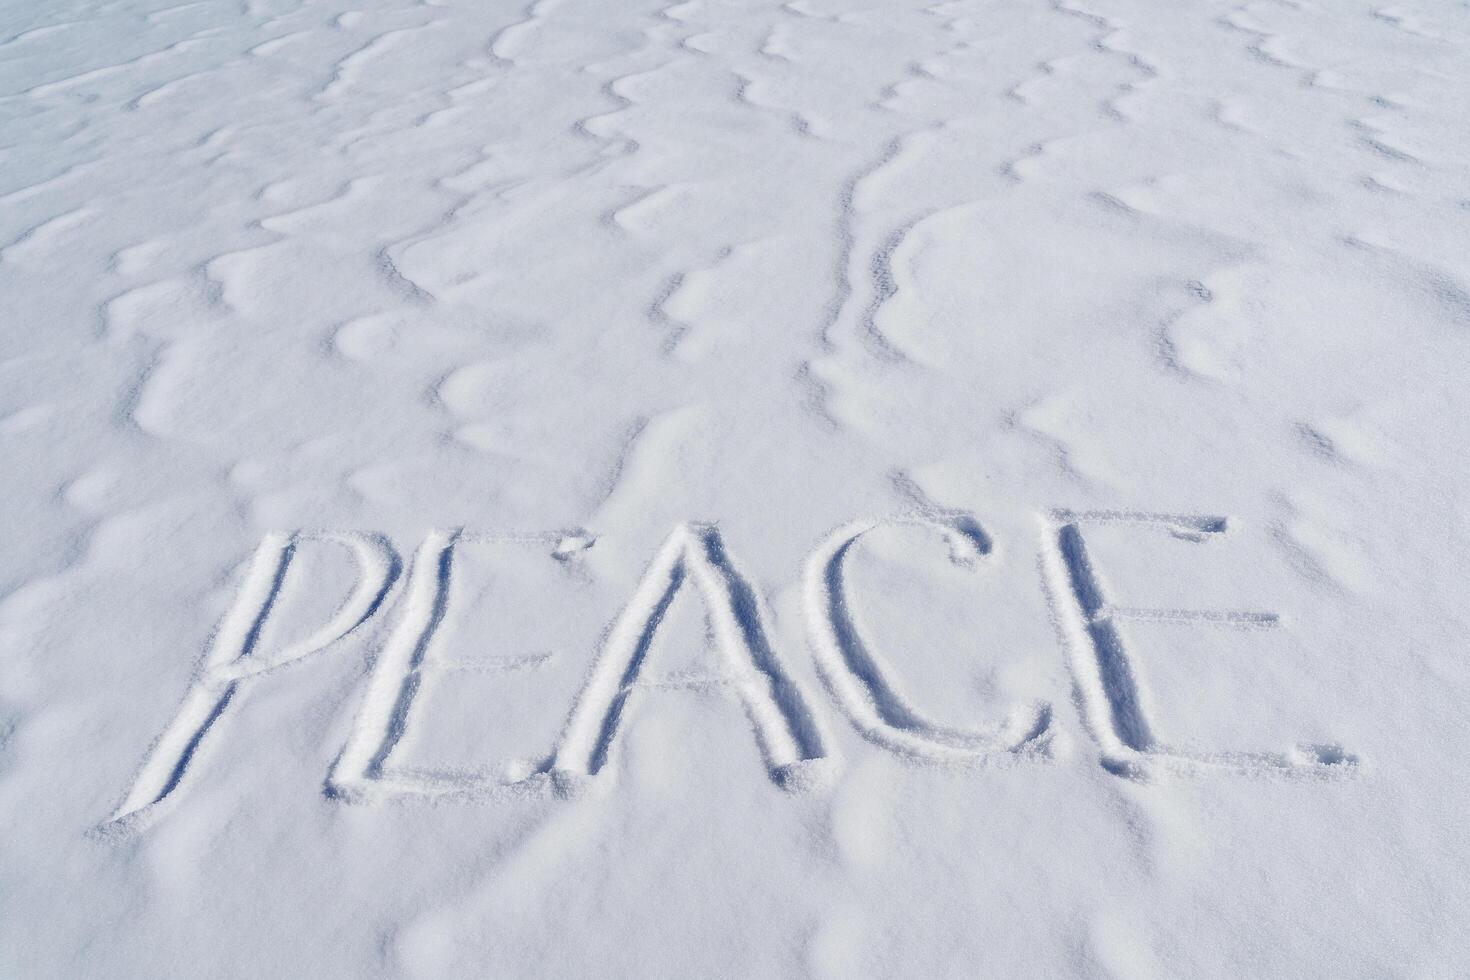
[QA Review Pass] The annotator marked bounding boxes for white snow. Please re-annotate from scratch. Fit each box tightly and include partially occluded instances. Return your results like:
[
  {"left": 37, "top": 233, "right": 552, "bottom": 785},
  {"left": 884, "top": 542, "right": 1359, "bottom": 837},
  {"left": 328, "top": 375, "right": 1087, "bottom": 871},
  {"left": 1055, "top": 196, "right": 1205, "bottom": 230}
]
[{"left": 2, "top": 0, "right": 1469, "bottom": 974}]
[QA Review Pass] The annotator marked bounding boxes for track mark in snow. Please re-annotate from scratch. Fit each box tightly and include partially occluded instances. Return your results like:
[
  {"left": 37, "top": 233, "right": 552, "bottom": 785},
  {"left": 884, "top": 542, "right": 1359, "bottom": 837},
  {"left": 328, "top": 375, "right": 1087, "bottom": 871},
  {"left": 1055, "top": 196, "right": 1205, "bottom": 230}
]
[
  {"left": 1005, "top": 58, "right": 1059, "bottom": 105},
  {"left": 794, "top": 360, "right": 840, "bottom": 431},
  {"left": 114, "top": 343, "right": 167, "bottom": 434},
  {"left": 1348, "top": 118, "right": 1427, "bottom": 166},
  {"left": 247, "top": 31, "right": 309, "bottom": 57},
  {"left": 821, "top": 135, "right": 917, "bottom": 362},
  {"left": 125, "top": 70, "right": 209, "bottom": 110},
  {"left": 146, "top": 0, "right": 211, "bottom": 23},
  {"left": 0, "top": 21, "right": 82, "bottom": 48},
  {"left": 1051, "top": 0, "right": 1160, "bottom": 122},
  {"left": 104, "top": 533, "right": 399, "bottom": 831},
  {"left": 24, "top": 36, "right": 210, "bottom": 99},
  {"left": 806, "top": 515, "right": 1052, "bottom": 764},
  {"left": 490, "top": 0, "right": 563, "bottom": 66},
  {"left": 757, "top": 25, "right": 794, "bottom": 62},
  {"left": 574, "top": 72, "right": 656, "bottom": 160},
  {"left": 1041, "top": 510, "right": 1358, "bottom": 779},
  {"left": 331, "top": 313, "right": 400, "bottom": 362},
  {"left": 0, "top": 403, "right": 55, "bottom": 435},
  {"left": 375, "top": 245, "right": 436, "bottom": 305},
  {"left": 1216, "top": 5, "right": 1317, "bottom": 83},
  {"left": 647, "top": 272, "right": 691, "bottom": 353},
  {"left": 1369, "top": 6, "right": 1439, "bottom": 40},
  {"left": 552, "top": 524, "right": 829, "bottom": 794},
  {"left": 589, "top": 417, "right": 653, "bottom": 508},
  {"left": 330, "top": 531, "right": 572, "bottom": 802},
  {"left": 316, "top": 25, "right": 437, "bottom": 102},
  {"left": 999, "top": 142, "right": 1049, "bottom": 183},
  {"left": 0, "top": 207, "right": 96, "bottom": 264}
]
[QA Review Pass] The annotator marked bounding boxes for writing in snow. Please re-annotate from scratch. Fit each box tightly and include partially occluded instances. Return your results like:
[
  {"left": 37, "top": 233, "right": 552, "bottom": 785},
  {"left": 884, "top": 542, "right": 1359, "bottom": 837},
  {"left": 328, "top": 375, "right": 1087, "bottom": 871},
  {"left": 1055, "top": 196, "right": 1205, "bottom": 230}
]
[{"left": 105, "top": 510, "right": 1361, "bottom": 832}]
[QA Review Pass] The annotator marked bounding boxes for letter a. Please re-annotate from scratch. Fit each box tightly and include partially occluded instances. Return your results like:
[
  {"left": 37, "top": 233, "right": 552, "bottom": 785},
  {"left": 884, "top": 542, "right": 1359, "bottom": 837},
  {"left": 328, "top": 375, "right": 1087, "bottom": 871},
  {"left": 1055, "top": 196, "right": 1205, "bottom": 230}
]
[{"left": 550, "top": 524, "right": 828, "bottom": 792}]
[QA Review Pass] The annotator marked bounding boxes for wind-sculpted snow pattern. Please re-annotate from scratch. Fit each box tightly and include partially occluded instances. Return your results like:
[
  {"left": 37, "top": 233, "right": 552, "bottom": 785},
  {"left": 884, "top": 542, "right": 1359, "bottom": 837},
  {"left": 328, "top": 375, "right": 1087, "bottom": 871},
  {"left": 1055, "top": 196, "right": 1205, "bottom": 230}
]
[{"left": 2, "top": 0, "right": 1468, "bottom": 975}]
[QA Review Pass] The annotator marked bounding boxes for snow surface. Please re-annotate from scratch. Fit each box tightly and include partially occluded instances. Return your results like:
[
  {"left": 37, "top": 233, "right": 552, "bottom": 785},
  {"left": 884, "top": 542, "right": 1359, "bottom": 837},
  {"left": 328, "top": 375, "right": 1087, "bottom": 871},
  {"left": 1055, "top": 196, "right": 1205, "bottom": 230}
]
[{"left": 2, "top": 0, "right": 1469, "bottom": 974}]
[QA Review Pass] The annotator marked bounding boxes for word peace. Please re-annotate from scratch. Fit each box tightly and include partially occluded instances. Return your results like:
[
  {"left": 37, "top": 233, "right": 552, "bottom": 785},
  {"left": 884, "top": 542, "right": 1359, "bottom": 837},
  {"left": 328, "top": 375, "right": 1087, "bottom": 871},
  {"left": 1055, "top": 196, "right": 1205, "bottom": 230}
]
[{"left": 107, "top": 510, "right": 1358, "bottom": 830}]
